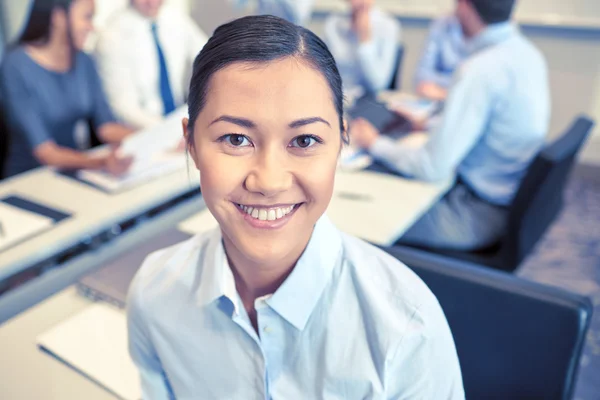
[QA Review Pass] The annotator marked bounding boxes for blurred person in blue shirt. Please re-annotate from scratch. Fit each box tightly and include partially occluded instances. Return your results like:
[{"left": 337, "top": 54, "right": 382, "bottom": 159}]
[
  {"left": 323, "top": 0, "right": 401, "bottom": 94},
  {"left": 415, "top": 15, "right": 466, "bottom": 101},
  {"left": 0, "top": 0, "right": 133, "bottom": 177},
  {"left": 350, "top": 0, "right": 550, "bottom": 251}
]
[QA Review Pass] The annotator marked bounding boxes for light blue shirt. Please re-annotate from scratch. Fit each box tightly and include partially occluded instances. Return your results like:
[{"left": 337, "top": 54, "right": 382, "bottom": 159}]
[
  {"left": 415, "top": 15, "right": 467, "bottom": 89},
  {"left": 323, "top": 8, "right": 401, "bottom": 92},
  {"left": 127, "top": 215, "right": 464, "bottom": 399},
  {"left": 235, "top": 0, "right": 315, "bottom": 25},
  {"left": 370, "top": 23, "right": 550, "bottom": 206}
]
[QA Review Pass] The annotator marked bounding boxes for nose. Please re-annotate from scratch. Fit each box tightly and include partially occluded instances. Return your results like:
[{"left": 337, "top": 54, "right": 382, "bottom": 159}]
[{"left": 244, "top": 147, "right": 293, "bottom": 197}]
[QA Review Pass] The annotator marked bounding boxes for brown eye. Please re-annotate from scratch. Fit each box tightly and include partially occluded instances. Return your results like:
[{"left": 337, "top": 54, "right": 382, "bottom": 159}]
[
  {"left": 291, "top": 135, "right": 318, "bottom": 148},
  {"left": 227, "top": 134, "right": 250, "bottom": 147}
]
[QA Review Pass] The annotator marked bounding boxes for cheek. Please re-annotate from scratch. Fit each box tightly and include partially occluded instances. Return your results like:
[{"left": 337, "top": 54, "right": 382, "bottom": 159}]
[
  {"left": 196, "top": 148, "right": 245, "bottom": 202},
  {"left": 298, "top": 156, "right": 338, "bottom": 209}
]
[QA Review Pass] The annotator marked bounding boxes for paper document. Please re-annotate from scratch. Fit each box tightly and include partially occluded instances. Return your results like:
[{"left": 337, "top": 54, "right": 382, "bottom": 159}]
[
  {"left": 0, "top": 202, "right": 55, "bottom": 252},
  {"left": 338, "top": 146, "right": 373, "bottom": 171},
  {"left": 77, "top": 151, "right": 187, "bottom": 193},
  {"left": 76, "top": 106, "right": 189, "bottom": 192},
  {"left": 377, "top": 91, "right": 439, "bottom": 120},
  {"left": 177, "top": 208, "right": 219, "bottom": 235},
  {"left": 37, "top": 303, "right": 141, "bottom": 400}
]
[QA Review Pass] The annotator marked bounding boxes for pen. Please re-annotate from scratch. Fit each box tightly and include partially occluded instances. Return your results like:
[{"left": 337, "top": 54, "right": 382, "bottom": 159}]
[{"left": 336, "top": 192, "right": 373, "bottom": 202}]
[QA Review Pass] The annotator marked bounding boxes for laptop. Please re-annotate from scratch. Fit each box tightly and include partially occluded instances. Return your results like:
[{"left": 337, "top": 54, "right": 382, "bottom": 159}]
[
  {"left": 347, "top": 95, "right": 412, "bottom": 136},
  {"left": 78, "top": 228, "right": 192, "bottom": 308}
]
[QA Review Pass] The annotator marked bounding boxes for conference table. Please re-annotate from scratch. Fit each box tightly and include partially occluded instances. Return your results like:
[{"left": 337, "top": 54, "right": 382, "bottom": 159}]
[{"left": 0, "top": 94, "right": 453, "bottom": 399}]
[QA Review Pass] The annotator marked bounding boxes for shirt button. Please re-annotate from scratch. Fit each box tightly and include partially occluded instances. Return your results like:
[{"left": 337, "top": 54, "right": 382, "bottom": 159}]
[{"left": 263, "top": 326, "right": 272, "bottom": 334}]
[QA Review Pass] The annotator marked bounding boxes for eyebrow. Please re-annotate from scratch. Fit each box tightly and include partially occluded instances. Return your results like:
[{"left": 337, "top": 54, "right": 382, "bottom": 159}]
[
  {"left": 288, "top": 117, "right": 331, "bottom": 129},
  {"left": 209, "top": 115, "right": 256, "bottom": 128},
  {"left": 209, "top": 115, "right": 331, "bottom": 129}
]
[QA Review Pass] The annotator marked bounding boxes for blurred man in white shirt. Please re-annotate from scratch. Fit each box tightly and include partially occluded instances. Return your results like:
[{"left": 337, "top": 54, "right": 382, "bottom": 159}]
[{"left": 96, "top": 0, "right": 208, "bottom": 129}]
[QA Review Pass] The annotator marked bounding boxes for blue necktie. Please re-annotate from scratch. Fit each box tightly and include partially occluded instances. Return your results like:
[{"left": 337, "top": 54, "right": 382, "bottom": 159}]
[{"left": 151, "top": 23, "right": 175, "bottom": 115}]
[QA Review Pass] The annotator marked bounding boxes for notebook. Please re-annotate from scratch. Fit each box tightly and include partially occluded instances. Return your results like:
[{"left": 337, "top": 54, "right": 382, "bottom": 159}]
[
  {"left": 37, "top": 303, "right": 141, "bottom": 400},
  {"left": 78, "top": 228, "right": 191, "bottom": 308},
  {"left": 0, "top": 195, "right": 71, "bottom": 253}
]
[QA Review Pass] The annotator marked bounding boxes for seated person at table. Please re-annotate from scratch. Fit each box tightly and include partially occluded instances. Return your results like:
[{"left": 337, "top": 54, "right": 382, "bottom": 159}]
[
  {"left": 234, "top": 0, "right": 315, "bottom": 25},
  {"left": 95, "top": 0, "right": 208, "bottom": 129},
  {"left": 414, "top": 14, "right": 466, "bottom": 101},
  {"left": 1, "top": 0, "right": 133, "bottom": 178},
  {"left": 323, "top": 0, "right": 401, "bottom": 93},
  {"left": 351, "top": 0, "right": 550, "bottom": 251},
  {"left": 127, "top": 15, "right": 463, "bottom": 399}
]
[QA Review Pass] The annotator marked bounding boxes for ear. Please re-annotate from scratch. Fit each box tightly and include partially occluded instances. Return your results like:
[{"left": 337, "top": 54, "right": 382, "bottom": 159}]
[
  {"left": 182, "top": 118, "right": 200, "bottom": 171},
  {"left": 342, "top": 119, "right": 350, "bottom": 146}
]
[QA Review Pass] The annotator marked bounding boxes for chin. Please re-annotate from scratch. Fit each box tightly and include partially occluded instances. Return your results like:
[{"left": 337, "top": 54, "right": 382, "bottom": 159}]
[{"left": 225, "top": 230, "right": 296, "bottom": 267}]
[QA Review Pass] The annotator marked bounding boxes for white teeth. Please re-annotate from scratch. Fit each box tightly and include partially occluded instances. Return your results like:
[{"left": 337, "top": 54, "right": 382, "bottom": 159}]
[
  {"left": 240, "top": 204, "right": 298, "bottom": 221},
  {"left": 258, "top": 209, "right": 268, "bottom": 221}
]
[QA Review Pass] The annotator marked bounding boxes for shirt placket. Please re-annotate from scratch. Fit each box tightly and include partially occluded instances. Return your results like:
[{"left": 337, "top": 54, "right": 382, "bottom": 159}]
[{"left": 255, "top": 298, "right": 281, "bottom": 400}]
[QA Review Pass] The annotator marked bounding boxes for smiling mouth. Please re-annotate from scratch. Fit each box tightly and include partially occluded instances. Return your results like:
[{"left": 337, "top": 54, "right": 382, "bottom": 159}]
[{"left": 234, "top": 203, "right": 301, "bottom": 221}]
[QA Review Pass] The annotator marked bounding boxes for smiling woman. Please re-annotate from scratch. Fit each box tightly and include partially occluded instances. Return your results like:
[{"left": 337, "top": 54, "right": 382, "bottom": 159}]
[{"left": 127, "top": 15, "right": 465, "bottom": 399}]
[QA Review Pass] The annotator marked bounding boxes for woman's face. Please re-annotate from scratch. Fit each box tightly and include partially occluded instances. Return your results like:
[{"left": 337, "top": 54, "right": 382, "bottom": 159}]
[
  {"left": 186, "top": 58, "right": 342, "bottom": 266},
  {"left": 68, "top": 0, "right": 95, "bottom": 50}
]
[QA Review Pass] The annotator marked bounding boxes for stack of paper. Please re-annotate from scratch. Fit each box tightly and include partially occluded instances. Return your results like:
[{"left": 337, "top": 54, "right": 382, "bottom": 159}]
[
  {"left": 0, "top": 202, "right": 55, "bottom": 252},
  {"left": 77, "top": 106, "right": 189, "bottom": 192},
  {"left": 37, "top": 303, "right": 141, "bottom": 400}
]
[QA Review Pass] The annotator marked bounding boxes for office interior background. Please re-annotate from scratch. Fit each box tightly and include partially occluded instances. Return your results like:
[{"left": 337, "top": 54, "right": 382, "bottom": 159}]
[{"left": 0, "top": 0, "right": 599, "bottom": 399}]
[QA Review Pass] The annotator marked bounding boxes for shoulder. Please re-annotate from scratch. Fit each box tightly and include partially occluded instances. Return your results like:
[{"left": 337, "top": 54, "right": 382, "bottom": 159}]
[
  {"left": 340, "top": 233, "right": 443, "bottom": 324},
  {"left": 372, "top": 7, "right": 400, "bottom": 37},
  {"left": 128, "top": 228, "right": 217, "bottom": 310},
  {"left": 1, "top": 47, "right": 27, "bottom": 75}
]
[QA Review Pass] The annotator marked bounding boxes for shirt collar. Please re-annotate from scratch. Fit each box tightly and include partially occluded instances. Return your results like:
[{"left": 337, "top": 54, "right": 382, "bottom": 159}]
[
  {"left": 128, "top": 5, "right": 165, "bottom": 27},
  {"left": 466, "top": 22, "right": 517, "bottom": 55},
  {"left": 195, "top": 215, "right": 343, "bottom": 331}
]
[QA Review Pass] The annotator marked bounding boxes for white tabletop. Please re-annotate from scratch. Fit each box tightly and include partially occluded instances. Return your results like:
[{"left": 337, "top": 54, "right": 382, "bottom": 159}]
[
  {"left": 329, "top": 169, "right": 452, "bottom": 245},
  {"left": 0, "top": 161, "right": 200, "bottom": 281},
  {"left": 0, "top": 287, "right": 117, "bottom": 400}
]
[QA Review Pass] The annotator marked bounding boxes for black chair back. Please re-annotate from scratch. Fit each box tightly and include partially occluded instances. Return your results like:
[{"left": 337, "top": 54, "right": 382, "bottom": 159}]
[
  {"left": 384, "top": 245, "right": 593, "bottom": 400},
  {"left": 500, "top": 116, "right": 595, "bottom": 269},
  {"left": 0, "top": 101, "right": 9, "bottom": 180}
]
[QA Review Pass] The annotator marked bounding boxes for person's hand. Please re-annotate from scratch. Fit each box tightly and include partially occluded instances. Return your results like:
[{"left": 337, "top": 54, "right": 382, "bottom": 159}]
[
  {"left": 350, "top": 118, "right": 380, "bottom": 149},
  {"left": 103, "top": 147, "right": 133, "bottom": 176},
  {"left": 417, "top": 82, "right": 448, "bottom": 101},
  {"left": 352, "top": 5, "right": 372, "bottom": 43},
  {"left": 387, "top": 105, "right": 429, "bottom": 132}
]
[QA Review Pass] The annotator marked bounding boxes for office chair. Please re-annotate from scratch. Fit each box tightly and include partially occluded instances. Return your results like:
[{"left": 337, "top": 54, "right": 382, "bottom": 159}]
[
  {"left": 396, "top": 116, "right": 595, "bottom": 272},
  {"left": 384, "top": 245, "right": 593, "bottom": 400},
  {"left": 388, "top": 44, "right": 405, "bottom": 91},
  {"left": 0, "top": 102, "right": 9, "bottom": 180}
]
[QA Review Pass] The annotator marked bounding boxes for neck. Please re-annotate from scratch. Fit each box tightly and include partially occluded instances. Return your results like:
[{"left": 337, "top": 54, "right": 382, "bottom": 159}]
[
  {"left": 222, "top": 230, "right": 312, "bottom": 309},
  {"left": 464, "top": 20, "right": 487, "bottom": 39},
  {"left": 27, "top": 33, "right": 73, "bottom": 71}
]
